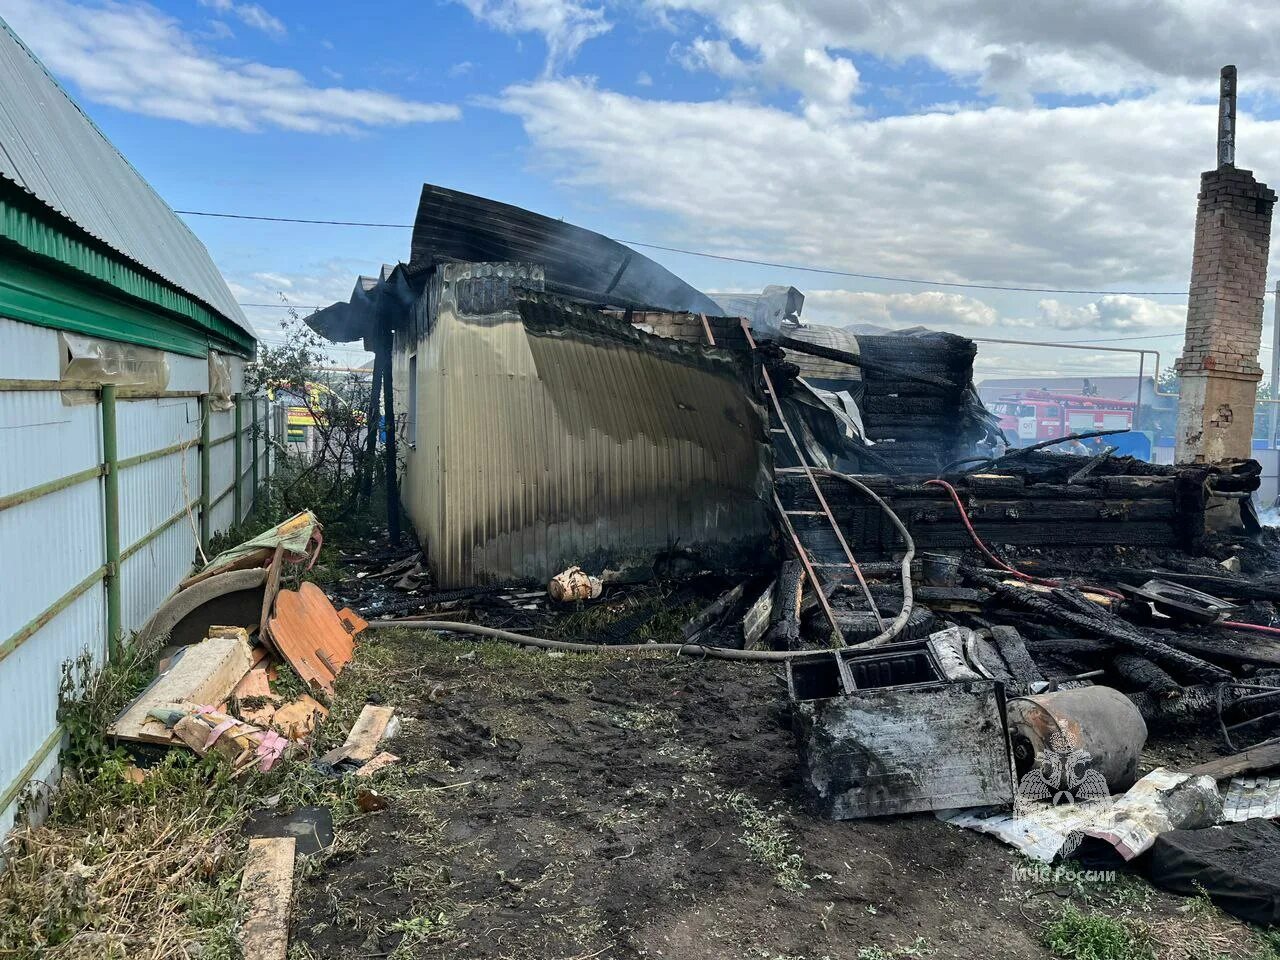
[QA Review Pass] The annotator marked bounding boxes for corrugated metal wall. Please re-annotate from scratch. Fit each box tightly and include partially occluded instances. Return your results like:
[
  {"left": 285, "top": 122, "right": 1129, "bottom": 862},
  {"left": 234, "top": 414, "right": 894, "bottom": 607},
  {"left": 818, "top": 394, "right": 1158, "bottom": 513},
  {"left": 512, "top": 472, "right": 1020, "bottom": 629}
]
[
  {"left": 0, "top": 316, "right": 270, "bottom": 836},
  {"left": 395, "top": 263, "right": 772, "bottom": 587}
]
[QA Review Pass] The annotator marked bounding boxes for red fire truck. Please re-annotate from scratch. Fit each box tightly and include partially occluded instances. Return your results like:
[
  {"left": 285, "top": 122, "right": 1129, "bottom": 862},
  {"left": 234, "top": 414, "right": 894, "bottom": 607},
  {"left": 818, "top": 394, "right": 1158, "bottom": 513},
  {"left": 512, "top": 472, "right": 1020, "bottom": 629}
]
[{"left": 990, "top": 389, "right": 1136, "bottom": 446}]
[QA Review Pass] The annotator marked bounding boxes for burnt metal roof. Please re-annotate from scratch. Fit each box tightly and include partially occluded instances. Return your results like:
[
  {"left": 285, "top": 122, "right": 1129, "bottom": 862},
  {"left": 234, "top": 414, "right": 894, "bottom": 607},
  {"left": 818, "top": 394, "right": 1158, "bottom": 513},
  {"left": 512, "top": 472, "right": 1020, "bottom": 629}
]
[
  {"left": 410, "top": 184, "right": 725, "bottom": 316},
  {"left": 0, "top": 18, "right": 250, "bottom": 334}
]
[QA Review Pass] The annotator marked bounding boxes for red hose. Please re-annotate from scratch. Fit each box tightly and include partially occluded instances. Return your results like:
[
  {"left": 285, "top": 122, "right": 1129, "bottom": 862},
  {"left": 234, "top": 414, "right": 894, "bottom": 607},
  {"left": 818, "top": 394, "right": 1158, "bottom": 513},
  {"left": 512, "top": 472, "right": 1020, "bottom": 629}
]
[
  {"left": 1220, "top": 620, "right": 1280, "bottom": 637},
  {"left": 923, "top": 478, "right": 1124, "bottom": 599},
  {"left": 925, "top": 481, "right": 1280, "bottom": 635}
]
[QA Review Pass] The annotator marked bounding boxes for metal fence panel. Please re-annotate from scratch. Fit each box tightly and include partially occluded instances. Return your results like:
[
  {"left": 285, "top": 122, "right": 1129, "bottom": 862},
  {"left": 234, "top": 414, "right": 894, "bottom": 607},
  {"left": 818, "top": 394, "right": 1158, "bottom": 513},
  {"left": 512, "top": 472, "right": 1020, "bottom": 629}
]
[{"left": 0, "top": 316, "right": 265, "bottom": 835}]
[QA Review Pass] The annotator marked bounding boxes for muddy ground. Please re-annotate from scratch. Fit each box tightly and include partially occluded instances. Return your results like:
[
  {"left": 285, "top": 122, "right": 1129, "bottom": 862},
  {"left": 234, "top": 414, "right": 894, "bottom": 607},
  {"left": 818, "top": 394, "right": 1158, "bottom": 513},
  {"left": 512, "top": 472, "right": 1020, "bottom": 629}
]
[{"left": 290, "top": 629, "right": 1270, "bottom": 960}]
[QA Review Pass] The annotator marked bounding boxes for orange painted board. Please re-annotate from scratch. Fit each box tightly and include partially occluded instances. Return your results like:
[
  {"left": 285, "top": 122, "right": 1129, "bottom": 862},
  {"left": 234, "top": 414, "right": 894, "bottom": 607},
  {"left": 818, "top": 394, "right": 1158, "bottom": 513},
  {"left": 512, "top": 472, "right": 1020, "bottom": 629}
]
[
  {"left": 269, "top": 583, "right": 356, "bottom": 695},
  {"left": 232, "top": 665, "right": 272, "bottom": 699},
  {"left": 268, "top": 597, "right": 335, "bottom": 693},
  {"left": 298, "top": 582, "right": 356, "bottom": 671},
  {"left": 337, "top": 607, "right": 369, "bottom": 637}
]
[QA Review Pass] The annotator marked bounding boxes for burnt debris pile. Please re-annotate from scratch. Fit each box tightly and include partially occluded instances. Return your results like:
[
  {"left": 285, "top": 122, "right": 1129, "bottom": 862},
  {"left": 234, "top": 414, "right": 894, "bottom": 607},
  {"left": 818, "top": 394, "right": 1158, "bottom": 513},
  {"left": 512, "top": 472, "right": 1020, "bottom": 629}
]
[{"left": 301, "top": 183, "right": 1280, "bottom": 923}]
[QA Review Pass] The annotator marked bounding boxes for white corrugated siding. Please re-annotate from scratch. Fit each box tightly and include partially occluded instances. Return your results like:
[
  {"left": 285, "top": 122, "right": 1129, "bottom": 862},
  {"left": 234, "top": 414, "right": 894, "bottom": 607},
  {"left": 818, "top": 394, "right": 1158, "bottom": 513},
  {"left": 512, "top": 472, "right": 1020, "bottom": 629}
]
[
  {"left": 396, "top": 264, "right": 772, "bottom": 586},
  {"left": 0, "top": 317, "right": 264, "bottom": 835}
]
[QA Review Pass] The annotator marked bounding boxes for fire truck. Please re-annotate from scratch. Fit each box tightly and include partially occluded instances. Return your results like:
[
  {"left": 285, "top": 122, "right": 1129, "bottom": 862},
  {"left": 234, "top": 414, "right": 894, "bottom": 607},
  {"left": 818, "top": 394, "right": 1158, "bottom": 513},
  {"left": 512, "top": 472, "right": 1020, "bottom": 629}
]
[{"left": 990, "top": 389, "right": 1136, "bottom": 446}]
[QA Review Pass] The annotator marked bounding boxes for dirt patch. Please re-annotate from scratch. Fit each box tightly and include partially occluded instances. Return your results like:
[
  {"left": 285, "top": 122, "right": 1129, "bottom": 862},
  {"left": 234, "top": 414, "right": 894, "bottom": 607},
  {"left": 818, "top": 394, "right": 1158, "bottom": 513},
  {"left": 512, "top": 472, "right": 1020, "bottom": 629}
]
[{"left": 292, "top": 631, "right": 1052, "bottom": 959}]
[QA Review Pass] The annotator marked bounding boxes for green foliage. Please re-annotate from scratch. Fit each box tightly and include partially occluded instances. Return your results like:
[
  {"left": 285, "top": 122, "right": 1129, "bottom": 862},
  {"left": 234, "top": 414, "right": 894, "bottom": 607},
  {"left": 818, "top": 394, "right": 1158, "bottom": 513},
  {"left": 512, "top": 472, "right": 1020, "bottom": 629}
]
[
  {"left": 272, "top": 662, "right": 311, "bottom": 704},
  {"left": 57, "top": 637, "right": 163, "bottom": 773},
  {"left": 1042, "top": 904, "right": 1154, "bottom": 960},
  {"left": 244, "top": 313, "right": 392, "bottom": 534},
  {"left": 721, "top": 790, "right": 809, "bottom": 892},
  {"left": 1255, "top": 928, "right": 1280, "bottom": 960}
]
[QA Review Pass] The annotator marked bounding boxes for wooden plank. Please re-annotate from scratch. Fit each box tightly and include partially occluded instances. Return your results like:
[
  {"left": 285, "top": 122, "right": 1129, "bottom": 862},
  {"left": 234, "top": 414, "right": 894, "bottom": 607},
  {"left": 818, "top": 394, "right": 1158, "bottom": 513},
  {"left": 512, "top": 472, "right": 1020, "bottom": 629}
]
[
  {"left": 109, "top": 629, "right": 254, "bottom": 744},
  {"left": 240, "top": 837, "right": 296, "bottom": 960},
  {"left": 258, "top": 544, "right": 285, "bottom": 653},
  {"left": 340, "top": 705, "right": 395, "bottom": 763},
  {"left": 355, "top": 751, "right": 400, "bottom": 777},
  {"left": 1187, "top": 739, "right": 1280, "bottom": 780}
]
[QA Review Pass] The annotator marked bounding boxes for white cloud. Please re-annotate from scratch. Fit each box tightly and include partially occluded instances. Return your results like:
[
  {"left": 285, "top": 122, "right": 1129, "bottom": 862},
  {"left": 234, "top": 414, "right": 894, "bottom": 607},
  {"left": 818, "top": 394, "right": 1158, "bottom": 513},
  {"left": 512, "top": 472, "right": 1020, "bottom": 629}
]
[
  {"left": 455, "top": 0, "right": 611, "bottom": 72},
  {"left": 198, "top": 0, "right": 284, "bottom": 38},
  {"left": 500, "top": 78, "right": 1280, "bottom": 292},
  {"left": 5, "top": 0, "right": 460, "bottom": 133},
  {"left": 797, "top": 289, "right": 1185, "bottom": 341},
  {"left": 667, "top": 6, "right": 860, "bottom": 120},
  {"left": 1037, "top": 295, "right": 1186, "bottom": 331},
  {"left": 230, "top": 265, "right": 376, "bottom": 364},
  {"left": 649, "top": 0, "right": 1280, "bottom": 105},
  {"left": 801, "top": 289, "right": 1003, "bottom": 330}
]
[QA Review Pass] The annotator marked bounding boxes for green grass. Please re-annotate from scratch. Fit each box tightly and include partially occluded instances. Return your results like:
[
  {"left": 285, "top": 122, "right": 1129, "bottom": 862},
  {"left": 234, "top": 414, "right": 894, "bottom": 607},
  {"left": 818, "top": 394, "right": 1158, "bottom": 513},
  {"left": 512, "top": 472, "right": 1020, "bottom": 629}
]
[
  {"left": 1042, "top": 904, "right": 1154, "bottom": 960},
  {"left": 721, "top": 790, "right": 810, "bottom": 893},
  {"left": 0, "top": 625, "right": 369, "bottom": 957}
]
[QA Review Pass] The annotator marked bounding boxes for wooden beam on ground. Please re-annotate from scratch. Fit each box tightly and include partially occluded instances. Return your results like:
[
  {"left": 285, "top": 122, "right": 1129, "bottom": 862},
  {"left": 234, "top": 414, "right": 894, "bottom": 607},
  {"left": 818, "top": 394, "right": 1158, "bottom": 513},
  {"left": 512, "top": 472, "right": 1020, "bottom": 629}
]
[
  {"left": 331, "top": 704, "right": 396, "bottom": 764},
  {"left": 1187, "top": 739, "right": 1280, "bottom": 781},
  {"left": 240, "top": 836, "right": 296, "bottom": 960}
]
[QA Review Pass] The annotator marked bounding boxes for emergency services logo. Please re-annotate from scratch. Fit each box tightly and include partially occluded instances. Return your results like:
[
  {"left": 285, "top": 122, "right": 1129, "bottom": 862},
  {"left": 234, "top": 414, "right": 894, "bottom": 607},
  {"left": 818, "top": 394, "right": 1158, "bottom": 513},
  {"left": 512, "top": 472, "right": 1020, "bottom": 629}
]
[{"left": 1014, "top": 722, "right": 1111, "bottom": 859}]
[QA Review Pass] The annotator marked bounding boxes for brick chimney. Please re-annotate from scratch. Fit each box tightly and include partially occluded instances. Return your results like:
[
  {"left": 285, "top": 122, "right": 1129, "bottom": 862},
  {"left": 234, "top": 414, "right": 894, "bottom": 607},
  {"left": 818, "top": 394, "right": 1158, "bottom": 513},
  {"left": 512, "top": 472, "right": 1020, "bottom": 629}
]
[{"left": 1175, "top": 66, "right": 1276, "bottom": 463}]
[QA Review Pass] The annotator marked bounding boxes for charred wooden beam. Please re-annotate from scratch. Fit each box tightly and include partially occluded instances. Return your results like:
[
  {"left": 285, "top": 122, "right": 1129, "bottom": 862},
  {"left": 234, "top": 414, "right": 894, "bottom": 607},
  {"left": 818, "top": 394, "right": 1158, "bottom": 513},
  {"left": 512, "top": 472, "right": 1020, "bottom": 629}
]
[{"left": 967, "top": 571, "right": 1232, "bottom": 684}]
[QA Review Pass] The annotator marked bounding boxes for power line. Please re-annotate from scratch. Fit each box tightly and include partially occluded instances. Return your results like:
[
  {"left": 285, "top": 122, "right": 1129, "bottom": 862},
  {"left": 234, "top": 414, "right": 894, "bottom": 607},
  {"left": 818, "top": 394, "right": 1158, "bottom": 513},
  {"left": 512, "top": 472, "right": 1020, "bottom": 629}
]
[
  {"left": 176, "top": 207, "right": 1193, "bottom": 298},
  {"left": 240, "top": 302, "right": 320, "bottom": 309},
  {"left": 1050, "top": 332, "right": 1183, "bottom": 344}
]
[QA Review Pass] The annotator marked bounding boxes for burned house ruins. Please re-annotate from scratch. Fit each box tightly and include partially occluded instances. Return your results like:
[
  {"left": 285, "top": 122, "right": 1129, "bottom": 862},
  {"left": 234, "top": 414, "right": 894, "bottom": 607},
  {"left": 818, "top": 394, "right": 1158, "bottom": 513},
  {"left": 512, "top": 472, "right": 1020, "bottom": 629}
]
[{"left": 298, "top": 70, "right": 1280, "bottom": 925}]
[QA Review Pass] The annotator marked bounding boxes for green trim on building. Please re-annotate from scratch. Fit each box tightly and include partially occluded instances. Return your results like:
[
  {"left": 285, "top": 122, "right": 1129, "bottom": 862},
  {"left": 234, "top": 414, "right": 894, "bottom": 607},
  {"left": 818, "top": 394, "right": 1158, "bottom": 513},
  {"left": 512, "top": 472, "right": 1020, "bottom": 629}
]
[{"left": 0, "top": 184, "right": 253, "bottom": 357}]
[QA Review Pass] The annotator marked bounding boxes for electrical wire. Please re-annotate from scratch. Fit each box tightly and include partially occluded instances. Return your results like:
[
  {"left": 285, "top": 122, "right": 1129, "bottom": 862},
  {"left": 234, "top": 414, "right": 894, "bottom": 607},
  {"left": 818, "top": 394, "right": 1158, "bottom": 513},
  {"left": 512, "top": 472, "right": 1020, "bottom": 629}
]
[
  {"left": 174, "top": 207, "right": 1198, "bottom": 297},
  {"left": 1219, "top": 619, "right": 1280, "bottom": 637}
]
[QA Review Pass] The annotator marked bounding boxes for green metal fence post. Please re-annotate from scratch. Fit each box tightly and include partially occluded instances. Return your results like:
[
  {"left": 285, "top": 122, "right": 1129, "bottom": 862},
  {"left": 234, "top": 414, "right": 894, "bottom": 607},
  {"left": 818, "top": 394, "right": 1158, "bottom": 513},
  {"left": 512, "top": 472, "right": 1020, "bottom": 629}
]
[
  {"left": 199, "top": 393, "right": 211, "bottom": 553},
  {"left": 264, "top": 400, "right": 272, "bottom": 490},
  {"left": 233, "top": 392, "right": 243, "bottom": 525},
  {"left": 101, "top": 384, "right": 122, "bottom": 663},
  {"left": 250, "top": 396, "right": 259, "bottom": 513}
]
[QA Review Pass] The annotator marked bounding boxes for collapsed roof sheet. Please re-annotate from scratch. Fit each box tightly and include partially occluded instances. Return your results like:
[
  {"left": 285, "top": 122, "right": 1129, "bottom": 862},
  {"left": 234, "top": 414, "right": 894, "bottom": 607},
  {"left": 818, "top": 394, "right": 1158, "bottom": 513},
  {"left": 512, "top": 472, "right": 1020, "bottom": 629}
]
[
  {"left": 410, "top": 184, "right": 725, "bottom": 316},
  {"left": 305, "top": 263, "right": 419, "bottom": 343}
]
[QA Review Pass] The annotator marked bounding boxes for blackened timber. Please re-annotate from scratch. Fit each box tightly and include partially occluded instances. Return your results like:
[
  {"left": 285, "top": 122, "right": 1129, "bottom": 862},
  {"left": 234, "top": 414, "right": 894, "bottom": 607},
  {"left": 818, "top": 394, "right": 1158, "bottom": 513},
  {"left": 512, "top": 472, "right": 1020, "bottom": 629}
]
[
  {"left": 359, "top": 346, "right": 384, "bottom": 499},
  {"left": 968, "top": 572, "right": 1232, "bottom": 684},
  {"left": 1113, "top": 654, "right": 1182, "bottom": 697},
  {"left": 778, "top": 334, "right": 956, "bottom": 390},
  {"left": 1101, "top": 568, "right": 1280, "bottom": 604}
]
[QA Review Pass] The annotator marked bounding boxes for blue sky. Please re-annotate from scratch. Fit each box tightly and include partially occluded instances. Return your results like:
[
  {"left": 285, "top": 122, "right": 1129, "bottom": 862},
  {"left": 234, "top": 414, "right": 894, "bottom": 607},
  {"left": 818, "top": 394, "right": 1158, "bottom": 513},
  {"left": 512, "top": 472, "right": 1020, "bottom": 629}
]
[{"left": 7, "top": 0, "right": 1280, "bottom": 380}]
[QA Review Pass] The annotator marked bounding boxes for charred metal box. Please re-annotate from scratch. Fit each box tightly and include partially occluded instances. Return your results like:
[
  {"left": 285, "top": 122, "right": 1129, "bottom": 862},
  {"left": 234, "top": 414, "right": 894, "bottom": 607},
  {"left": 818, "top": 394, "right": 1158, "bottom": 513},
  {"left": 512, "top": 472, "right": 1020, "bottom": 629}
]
[{"left": 787, "top": 648, "right": 1015, "bottom": 819}]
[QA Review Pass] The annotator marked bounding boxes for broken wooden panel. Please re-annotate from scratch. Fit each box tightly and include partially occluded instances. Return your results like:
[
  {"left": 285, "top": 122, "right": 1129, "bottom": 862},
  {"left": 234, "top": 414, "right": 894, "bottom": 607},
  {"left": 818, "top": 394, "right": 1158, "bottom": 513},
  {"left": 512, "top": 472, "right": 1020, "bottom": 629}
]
[
  {"left": 268, "top": 583, "right": 356, "bottom": 694},
  {"left": 109, "top": 629, "right": 254, "bottom": 744},
  {"left": 792, "top": 680, "right": 1014, "bottom": 819}
]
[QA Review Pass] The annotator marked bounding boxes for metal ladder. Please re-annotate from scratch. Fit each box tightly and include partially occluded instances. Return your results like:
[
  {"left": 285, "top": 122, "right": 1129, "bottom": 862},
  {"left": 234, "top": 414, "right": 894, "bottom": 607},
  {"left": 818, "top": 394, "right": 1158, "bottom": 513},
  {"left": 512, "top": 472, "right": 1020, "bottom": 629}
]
[{"left": 736, "top": 320, "right": 883, "bottom": 641}]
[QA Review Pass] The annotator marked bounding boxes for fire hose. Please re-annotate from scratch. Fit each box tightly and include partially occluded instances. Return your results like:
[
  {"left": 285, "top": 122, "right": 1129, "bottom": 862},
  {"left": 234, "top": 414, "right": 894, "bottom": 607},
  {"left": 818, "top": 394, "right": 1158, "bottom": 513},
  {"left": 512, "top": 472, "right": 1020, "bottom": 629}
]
[{"left": 370, "top": 473, "right": 917, "bottom": 656}]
